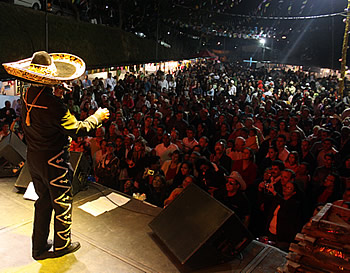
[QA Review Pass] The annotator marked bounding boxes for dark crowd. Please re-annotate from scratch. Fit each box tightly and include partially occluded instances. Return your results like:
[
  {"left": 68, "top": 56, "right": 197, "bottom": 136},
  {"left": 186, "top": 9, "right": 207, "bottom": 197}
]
[{"left": 2, "top": 59, "right": 350, "bottom": 251}]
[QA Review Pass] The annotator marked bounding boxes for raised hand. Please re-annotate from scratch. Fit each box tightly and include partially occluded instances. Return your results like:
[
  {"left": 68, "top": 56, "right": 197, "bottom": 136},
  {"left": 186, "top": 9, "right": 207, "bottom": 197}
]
[{"left": 96, "top": 107, "right": 110, "bottom": 121}]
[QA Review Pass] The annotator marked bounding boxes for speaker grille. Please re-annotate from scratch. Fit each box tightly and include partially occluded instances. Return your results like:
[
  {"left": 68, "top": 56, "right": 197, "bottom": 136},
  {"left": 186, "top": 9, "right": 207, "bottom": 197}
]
[{"left": 149, "top": 184, "right": 233, "bottom": 264}]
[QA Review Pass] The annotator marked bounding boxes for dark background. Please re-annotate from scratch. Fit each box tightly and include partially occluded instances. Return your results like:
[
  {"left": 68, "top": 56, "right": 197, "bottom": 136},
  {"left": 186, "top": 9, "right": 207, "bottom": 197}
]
[{"left": 0, "top": 0, "right": 348, "bottom": 77}]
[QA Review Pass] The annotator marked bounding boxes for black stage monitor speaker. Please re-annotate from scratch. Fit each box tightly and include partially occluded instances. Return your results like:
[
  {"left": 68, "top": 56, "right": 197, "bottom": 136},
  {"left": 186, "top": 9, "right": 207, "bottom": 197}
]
[
  {"left": 149, "top": 183, "right": 253, "bottom": 269},
  {"left": 15, "top": 151, "right": 90, "bottom": 196},
  {"left": 0, "top": 133, "right": 27, "bottom": 165},
  {"left": 15, "top": 162, "right": 32, "bottom": 189}
]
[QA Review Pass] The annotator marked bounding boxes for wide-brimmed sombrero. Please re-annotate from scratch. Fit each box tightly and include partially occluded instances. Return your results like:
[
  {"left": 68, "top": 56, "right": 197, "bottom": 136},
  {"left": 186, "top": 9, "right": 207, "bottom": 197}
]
[{"left": 2, "top": 51, "right": 85, "bottom": 85}]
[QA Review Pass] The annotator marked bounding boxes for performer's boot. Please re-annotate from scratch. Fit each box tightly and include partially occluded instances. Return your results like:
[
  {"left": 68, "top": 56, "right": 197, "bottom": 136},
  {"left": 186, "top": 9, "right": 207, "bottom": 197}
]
[
  {"left": 53, "top": 241, "right": 81, "bottom": 258},
  {"left": 32, "top": 239, "right": 53, "bottom": 260}
]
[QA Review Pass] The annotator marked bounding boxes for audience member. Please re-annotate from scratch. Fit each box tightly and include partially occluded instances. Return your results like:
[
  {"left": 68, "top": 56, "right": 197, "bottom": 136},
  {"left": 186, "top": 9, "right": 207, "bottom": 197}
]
[
  {"left": 154, "top": 133, "right": 179, "bottom": 164},
  {"left": 161, "top": 150, "right": 181, "bottom": 186},
  {"left": 164, "top": 175, "right": 195, "bottom": 207},
  {"left": 95, "top": 142, "right": 119, "bottom": 189},
  {"left": 0, "top": 100, "right": 16, "bottom": 125},
  {"left": 214, "top": 171, "right": 250, "bottom": 226}
]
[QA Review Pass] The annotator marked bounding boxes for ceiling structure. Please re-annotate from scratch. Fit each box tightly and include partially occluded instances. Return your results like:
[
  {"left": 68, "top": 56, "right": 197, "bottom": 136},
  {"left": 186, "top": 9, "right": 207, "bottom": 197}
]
[
  {"left": 2, "top": 0, "right": 349, "bottom": 69},
  {"left": 90, "top": 0, "right": 347, "bottom": 68}
]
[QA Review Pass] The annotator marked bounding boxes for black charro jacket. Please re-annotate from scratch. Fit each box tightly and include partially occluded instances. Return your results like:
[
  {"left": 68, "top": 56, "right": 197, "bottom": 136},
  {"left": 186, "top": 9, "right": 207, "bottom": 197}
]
[{"left": 22, "top": 85, "right": 103, "bottom": 152}]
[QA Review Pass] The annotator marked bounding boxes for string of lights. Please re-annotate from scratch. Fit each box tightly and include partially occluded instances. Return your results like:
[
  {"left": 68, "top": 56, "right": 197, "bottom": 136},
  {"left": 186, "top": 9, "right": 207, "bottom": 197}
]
[
  {"left": 173, "top": 4, "right": 345, "bottom": 21},
  {"left": 222, "top": 11, "right": 345, "bottom": 20},
  {"left": 163, "top": 18, "right": 276, "bottom": 40}
]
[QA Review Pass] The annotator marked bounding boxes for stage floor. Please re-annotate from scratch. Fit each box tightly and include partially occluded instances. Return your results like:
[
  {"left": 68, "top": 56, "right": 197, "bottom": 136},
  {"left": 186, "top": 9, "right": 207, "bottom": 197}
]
[{"left": 0, "top": 177, "right": 286, "bottom": 273}]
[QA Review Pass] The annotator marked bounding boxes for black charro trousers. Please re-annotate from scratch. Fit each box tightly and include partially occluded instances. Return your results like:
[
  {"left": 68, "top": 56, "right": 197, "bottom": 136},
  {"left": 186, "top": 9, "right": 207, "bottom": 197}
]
[{"left": 27, "top": 149, "right": 73, "bottom": 253}]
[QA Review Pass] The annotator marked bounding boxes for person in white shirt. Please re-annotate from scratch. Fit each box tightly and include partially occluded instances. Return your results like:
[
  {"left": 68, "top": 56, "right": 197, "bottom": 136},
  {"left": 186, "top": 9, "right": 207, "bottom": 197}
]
[
  {"left": 182, "top": 126, "right": 198, "bottom": 153},
  {"left": 275, "top": 134, "right": 290, "bottom": 163},
  {"left": 265, "top": 77, "right": 274, "bottom": 88},
  {"left": 228, "top": 80, "right": 237, "bottom": 96},
  {"left": 157, "top": 75, "right": 169, "bottom": 92},
  {"left": 168, "top": 77, "right": 176, "bottom": 90},
  {"left": 154, "top": 133, "right": 179, "bottom": 164},
  {"left": 104, "top": 72, "right": 116, "bottom": 90}
]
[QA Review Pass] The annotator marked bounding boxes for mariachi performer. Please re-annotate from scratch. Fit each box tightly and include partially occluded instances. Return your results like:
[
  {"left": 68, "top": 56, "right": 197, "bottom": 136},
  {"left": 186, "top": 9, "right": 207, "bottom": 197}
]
[{"left": 3, "top": 51, "right": 110, "bottom": 260}]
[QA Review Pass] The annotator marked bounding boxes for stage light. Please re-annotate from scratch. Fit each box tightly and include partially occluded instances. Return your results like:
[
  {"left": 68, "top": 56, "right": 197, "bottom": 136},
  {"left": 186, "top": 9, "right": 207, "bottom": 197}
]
[
  {"left": 282, "top": 35, "right": 287, "bottom": 39},
  {"left": 259, "top": 38, "right": 266, "bottom": 45},
  {"left": 135, "top": 32, "right": 146, "bottom": 38}
]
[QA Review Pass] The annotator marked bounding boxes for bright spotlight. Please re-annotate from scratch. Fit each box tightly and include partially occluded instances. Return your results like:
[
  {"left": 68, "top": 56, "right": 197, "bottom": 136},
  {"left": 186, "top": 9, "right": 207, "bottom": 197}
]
[{"left": 259, "top": 38, "right": 266, "bottom": 45}]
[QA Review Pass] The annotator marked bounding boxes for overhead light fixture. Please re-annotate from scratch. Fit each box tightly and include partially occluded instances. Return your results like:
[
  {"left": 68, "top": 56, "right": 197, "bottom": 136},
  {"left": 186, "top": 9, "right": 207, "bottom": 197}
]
[
  {"left": 160, "top": 41, "right": 171, "bottom": 48},
  {"left": 135, "top": 32, "right": 146, "bottom": 38},
  {"left": 282, "top": 35, "right": 287, "bottom": 39}
]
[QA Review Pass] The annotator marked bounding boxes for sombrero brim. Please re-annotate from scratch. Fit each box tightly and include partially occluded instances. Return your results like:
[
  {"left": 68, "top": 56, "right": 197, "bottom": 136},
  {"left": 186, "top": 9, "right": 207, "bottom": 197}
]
[{"left": 2, "top": 53, "right": 85, "bottom": 85}]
